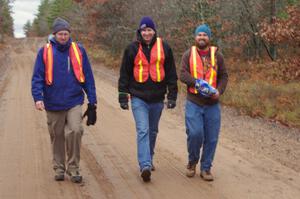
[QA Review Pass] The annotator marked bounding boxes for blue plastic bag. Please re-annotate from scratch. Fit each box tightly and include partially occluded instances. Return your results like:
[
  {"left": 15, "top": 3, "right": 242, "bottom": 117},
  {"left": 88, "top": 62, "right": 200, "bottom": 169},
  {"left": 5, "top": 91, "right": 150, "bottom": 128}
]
[{"left": 195, "top": 79, "right": 217, "bottom": 97}]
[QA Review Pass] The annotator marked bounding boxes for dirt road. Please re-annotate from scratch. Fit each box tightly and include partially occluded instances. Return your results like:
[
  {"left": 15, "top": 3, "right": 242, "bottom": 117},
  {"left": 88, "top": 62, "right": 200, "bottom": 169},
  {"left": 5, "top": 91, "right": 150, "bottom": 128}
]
[{"left": 0, "top": 38, "right": 299, "bottom": 199}]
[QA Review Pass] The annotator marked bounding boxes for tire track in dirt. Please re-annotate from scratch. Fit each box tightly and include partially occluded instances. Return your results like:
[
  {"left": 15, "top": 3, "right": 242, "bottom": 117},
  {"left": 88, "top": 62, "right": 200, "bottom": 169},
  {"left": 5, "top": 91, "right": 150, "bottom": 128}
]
[{"left": 81, "top": 146, "right": 116, "bottom": 198}]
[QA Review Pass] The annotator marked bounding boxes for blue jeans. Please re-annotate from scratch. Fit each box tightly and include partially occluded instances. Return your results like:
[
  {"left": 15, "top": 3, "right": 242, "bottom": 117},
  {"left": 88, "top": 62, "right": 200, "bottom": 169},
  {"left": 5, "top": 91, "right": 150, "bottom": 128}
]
[
  {"left": 131, "top": 97, "right": 164, "bottom": 170},
  {"left": 185, "top": 100, "right": 221, "bottom": 171}
]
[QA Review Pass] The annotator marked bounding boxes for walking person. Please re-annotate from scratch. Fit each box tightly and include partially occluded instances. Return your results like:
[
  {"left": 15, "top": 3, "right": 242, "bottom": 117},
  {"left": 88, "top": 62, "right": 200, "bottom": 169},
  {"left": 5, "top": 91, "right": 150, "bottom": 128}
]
[
  {"left": 180, "top": 24, "right": 228, "bottom": 181},
  {"left": 118, "top": 16, "right": 178, "bottom": 182},
  {"left": 31, "top": 17, "right": 97, "bottom": 183}
]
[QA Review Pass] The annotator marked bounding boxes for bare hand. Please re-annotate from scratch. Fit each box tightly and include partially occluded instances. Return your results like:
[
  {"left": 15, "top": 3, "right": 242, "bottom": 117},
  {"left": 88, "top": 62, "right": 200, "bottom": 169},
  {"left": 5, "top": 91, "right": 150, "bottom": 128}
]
[
  {"left": 35, "top": 101, "right": 45, "bottom": 111},
  {"left": 211, "top": 90, "right": 220, "bottom": 100}
]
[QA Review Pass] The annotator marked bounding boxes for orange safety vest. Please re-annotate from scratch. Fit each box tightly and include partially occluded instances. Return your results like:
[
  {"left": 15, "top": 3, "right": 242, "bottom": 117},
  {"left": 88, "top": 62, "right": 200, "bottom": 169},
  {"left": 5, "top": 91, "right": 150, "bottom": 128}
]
[
  {"left": 133, "top": 37, "right": 165, "bottom": 83},
  {"left": 43, "top": 42, "right": 85, "bottom": 85},
  {"left": 188, "top": 46, "right": 218, "bottom": 94}
]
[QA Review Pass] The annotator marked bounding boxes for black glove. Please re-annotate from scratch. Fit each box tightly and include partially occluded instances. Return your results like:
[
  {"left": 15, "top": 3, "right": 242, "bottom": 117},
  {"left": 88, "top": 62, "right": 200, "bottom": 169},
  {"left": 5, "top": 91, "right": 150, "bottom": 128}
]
[
  {"left": 83, "top": 103, "right": 97, "bottom": 126},
  {"left": 119, "top": 92, "right": 129, "bottom": 110},
  {"left": 120, "top": 102, "right": 129, "bottom": 110},
  {"left": 167, "top": 100, "right": 176, "bottom": 109}
]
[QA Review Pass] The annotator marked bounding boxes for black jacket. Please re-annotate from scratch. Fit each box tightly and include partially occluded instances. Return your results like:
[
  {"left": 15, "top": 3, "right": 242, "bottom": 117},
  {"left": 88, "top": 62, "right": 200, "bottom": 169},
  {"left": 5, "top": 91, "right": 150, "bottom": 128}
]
[{"left": 118, "top": 33, "right": 178, "bottom": 103}]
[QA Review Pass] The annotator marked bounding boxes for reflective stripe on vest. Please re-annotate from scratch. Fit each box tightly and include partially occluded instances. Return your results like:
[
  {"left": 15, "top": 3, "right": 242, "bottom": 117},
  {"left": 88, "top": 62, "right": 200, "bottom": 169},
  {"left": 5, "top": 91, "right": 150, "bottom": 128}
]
[
  {"left": 69, "top": 42, "right": 85, "bottom": 83},
  {"left": 188, "top": 46, "right": 218, "bottom": 94},
  {"left": 43, "top": 42, "right": 85, "bottom": 85},
  {"left": 43, "top": 43, "right": 53, "bottom": 85},
  {"left": 133, "top": 37, "right": 165, "bottom": 83}
]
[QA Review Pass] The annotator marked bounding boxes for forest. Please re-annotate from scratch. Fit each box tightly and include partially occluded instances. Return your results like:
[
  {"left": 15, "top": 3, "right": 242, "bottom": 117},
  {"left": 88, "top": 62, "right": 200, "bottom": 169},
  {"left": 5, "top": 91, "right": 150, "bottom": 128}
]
[{"left": 1, "top": 0, "right": 300, "bottom": 127}]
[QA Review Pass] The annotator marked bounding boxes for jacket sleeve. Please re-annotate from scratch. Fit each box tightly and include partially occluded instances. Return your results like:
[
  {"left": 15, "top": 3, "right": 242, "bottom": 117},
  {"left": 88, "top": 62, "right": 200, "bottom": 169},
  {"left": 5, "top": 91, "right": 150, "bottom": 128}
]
[
  {"left": 163, "top": 42, "right": 178, "bottom": 101},
  {"left": 216, "top": 53, "right": 228, "bottom": 95},
  {"left": 118, "top": 45, "right": 133, "bottom": 102},
  {"left": 180, "top": 50, "right": 196, "bottom": 87},
  {"left": 31, "top": 48, "right": 45, "bottom": 102},
  {"left": 80, "top": 46, "right": 97, "bottom": 105}
]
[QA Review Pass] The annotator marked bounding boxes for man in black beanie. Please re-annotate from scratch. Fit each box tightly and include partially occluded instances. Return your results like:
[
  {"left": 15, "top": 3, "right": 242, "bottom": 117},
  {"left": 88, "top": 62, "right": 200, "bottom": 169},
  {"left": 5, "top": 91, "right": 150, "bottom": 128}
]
[{"left": 31, "top": 17, "right": 97, "bottom": 183}]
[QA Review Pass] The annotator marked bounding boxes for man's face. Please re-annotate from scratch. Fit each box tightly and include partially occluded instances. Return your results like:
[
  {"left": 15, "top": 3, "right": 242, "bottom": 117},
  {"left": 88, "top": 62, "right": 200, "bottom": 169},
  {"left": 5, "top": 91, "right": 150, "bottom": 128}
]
[
  {"left": 54, "top": 30, "right": 70, "bottom": 45},
  {"left": 195, "top": 32, "right": 210, "bottom": 49},
  {"left": 140, "top": 27, "right": 155, "bottom": 44}
]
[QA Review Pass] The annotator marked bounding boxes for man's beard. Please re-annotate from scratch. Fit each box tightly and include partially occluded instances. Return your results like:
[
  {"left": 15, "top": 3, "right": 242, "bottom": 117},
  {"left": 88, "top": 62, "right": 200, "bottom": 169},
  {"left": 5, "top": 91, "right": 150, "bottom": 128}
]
[{"left": 197, "top": 40, "right": 208, "bottom": 49}]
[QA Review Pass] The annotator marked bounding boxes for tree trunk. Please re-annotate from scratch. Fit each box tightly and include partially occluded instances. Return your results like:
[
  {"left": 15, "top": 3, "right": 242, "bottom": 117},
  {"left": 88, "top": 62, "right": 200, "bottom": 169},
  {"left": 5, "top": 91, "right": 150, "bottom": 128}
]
[{"left": 269, "top": 0, "right": 277, "bottom": 60}]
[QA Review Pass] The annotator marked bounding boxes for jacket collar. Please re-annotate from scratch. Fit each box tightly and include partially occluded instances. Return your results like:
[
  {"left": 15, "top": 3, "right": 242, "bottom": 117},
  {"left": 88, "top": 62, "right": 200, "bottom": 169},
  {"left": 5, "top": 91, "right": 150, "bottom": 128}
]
[{"left": 50, "top": 37, "right": 72, "bottom": 52}]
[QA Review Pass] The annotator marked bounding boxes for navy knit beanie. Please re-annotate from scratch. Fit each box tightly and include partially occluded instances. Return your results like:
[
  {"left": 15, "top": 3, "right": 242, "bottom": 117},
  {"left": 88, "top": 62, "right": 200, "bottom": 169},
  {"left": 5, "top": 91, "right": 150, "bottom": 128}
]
[
  {"left": 139, "top": 16, "right": 156, "bottom": 32},
  {"left": 194, "top": 24, "right": 211, "bottom": 39},
  {"left": 52, "top": 17, "right": 71, "bottom": 34}
]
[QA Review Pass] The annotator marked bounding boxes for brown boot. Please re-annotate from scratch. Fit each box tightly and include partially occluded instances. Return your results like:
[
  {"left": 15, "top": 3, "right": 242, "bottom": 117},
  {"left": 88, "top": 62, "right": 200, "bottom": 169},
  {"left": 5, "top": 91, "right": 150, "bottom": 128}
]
[
  {"left": 141, "top": 167, "right": 151, "bottom": 182},
  {"left": 66, "top": 170, "right": 82, "bottom": 183},
  {"left": 200, "top": 170, "right": 214, "bottom": 181},
  {"left": 54, "top": 173, "right": 64, "bottom": 181},
  {"left": 151, "top": 164, "right": 156, "bottom": 171},
  {"left": 186, "top": 163, "right": 196, "bottom": 177},
  {"left": 54, "top": 169, "right": 65, "bottom": 181}
]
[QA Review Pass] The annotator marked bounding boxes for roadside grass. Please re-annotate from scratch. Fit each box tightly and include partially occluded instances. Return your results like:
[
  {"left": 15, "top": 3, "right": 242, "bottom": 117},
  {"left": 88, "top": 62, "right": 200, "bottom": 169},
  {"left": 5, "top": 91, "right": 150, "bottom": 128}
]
[
  {"left": 221, "top": 78, "right": 300, "bottom": 127},
  {"left": 88, "top": 47, "right": 120, "bottom": 68}
]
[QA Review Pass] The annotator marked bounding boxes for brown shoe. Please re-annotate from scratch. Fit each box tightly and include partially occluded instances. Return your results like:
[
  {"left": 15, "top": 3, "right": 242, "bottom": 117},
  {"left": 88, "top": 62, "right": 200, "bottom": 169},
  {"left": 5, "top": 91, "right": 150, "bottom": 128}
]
[
  {"left": 186, "top": 163, "right": 196, "bottom": 177},
  {"left": 54, "top": 169, "right": 65, "bottom": 181},
  {"left": 66, "top": 170, "right": 82, "bottom": 183},
  {"left": 200, "top": 170, "right": 214, "bottom": 181},
  {"left": 151, "top": 164, "right": 156, "bottom": 171},
  {"left": 54, "top": 173, "right": 64, "bottom": 181},
  {"left": 141, "top": 167, "right": 151, "bottom": 182}
]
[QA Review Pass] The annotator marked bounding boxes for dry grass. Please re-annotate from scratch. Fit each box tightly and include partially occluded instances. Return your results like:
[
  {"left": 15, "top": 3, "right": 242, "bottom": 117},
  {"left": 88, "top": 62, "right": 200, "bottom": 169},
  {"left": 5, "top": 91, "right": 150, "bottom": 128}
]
[
  {"left": 222, "top": 61, "right": 300, "bottom": 127},
  {"left": 87, "top": 47, "right": 121, "bottom": 68}
]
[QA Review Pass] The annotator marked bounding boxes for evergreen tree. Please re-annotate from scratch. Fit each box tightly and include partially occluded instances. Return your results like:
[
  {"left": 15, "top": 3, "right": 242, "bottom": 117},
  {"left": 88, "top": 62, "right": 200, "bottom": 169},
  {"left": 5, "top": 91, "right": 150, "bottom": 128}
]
[
  {"left": 30, "top": 0, "right": 51, "bottom": 36},
  {"left": 27, "top": 0, "right": 76, "bottom": 37},
  {"left": 47, "top": 0, "right": 74, "bottom": 26},
  {"left": 0, "top": 0, "right": 14, "bottom": 38},
  {"left": 23, "top": 20, "right": 32, "bottom": 37}
]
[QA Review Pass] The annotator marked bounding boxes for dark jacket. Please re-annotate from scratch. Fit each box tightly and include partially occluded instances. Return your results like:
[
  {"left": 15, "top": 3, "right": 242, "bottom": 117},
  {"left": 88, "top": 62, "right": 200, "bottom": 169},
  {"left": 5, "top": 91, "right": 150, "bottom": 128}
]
[
  {"left": 31, "top": 38, "right": 97, "bottom": 111},
  {"left": 180, "top": 47, "right": 228, "bottom": 106},
  {"left": 118, "top": 33, "right": 178, "bottom": 103}
]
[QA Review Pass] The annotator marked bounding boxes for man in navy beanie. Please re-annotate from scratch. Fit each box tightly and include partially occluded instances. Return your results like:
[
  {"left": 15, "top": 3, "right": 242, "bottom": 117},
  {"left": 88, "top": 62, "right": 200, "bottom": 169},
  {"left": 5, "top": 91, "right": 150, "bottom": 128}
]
[
  {"left": 138, "top": 16, "right": 156, "bottom": 32},
  {"left": 118, "top": 16, "right": 178, "bottom": 182},
  {"left": 180, "top": 24, "right": 228, "bottom": 181},
  {"left": 32, "top": 17, "right": 97, "bottom": 183}
]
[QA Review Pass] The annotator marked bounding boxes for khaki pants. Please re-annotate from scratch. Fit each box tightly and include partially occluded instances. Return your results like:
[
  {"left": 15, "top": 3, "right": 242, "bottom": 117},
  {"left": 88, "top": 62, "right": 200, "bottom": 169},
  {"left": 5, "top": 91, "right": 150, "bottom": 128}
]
[{"left": 46, "top": 105, "right": 83, "bottom": 174}]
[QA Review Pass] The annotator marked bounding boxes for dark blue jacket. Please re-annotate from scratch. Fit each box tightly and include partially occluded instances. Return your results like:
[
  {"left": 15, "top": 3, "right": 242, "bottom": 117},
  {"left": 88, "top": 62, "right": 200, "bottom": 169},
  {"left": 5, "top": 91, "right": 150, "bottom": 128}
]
[{"left": 31, "top": 38, "right": 97, "bottom": 111}]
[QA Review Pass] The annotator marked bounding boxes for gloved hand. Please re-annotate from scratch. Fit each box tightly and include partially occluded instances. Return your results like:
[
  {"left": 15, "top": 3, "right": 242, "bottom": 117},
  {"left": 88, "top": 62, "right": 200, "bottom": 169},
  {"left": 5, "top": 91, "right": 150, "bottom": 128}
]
[
  {"left": 167, "top": 100, "right": 176, "bottom": 109},
  {"left": 120, "top": 102, "right": 129, "bottom": 110},
  {"left": 83, "top": 103, "right": 97, "bottom": 126},
  {"left": 119, "top": 92, "right": 130, "bottom": 110},
  {"left": 195, "top": 79, "right": 217, "bottom": 97}
]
